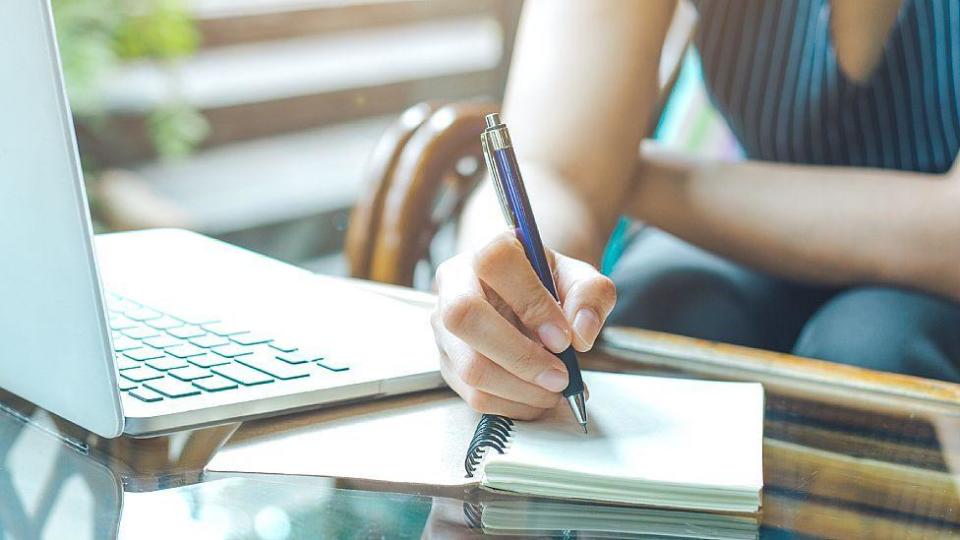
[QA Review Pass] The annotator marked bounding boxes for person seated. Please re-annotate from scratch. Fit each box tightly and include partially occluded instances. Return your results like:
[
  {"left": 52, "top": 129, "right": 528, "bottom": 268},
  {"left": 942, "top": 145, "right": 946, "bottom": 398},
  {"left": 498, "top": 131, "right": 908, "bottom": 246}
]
[{"left": 430, "top": 0, "right": 960, "bottom": 419}]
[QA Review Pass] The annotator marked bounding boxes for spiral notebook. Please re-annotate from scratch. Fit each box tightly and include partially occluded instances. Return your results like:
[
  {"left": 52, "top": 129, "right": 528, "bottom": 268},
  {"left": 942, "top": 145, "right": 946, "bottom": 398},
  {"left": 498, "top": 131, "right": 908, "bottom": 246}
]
[
  {"left": 209, "top": 371, "right": 764, "bottom": 514},
  {"left": 462, "top": 371, "right": 764, "bottom": 513}
]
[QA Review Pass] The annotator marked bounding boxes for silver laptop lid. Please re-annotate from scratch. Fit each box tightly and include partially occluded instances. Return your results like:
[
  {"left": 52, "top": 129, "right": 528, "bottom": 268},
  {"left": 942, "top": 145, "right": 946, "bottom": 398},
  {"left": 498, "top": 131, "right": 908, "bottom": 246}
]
[{"left": 0, "top": 0, "right": 123, "bottom": 437}]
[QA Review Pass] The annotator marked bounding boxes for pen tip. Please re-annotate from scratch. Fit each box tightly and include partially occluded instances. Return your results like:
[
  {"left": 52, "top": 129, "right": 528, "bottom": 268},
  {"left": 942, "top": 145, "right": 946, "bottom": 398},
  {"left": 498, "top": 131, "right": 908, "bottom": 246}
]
[{"left": 567, "top": 394, "right": 588, "bottom": 434}]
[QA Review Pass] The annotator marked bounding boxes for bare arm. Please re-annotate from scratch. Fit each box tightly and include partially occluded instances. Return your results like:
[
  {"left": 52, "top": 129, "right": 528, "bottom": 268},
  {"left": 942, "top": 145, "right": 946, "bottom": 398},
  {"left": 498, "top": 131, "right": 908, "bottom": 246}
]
[
  {"left": 631, "top": 145, "right": 960, "bottom": 301},
  {"left": 459, "top": 0, "right": 676, "bottom": 264},
  {"left": 435, "top": 0, "right": 676, "bottom": 419}
]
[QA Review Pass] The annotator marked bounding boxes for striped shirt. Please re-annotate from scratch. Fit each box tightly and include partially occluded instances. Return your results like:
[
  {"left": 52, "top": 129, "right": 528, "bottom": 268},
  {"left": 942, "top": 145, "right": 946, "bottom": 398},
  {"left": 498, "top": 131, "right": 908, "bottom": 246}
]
[{"left": 693, "top": 0, "right": 960, "bottom": 173}]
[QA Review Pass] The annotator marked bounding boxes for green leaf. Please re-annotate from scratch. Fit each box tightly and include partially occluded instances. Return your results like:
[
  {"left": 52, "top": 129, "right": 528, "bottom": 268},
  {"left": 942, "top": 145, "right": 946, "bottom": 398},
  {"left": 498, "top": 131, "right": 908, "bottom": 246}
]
[
  {"left": 148, "top": 102, "right": 210, "bottom": 160},
  {"left": 53, "top": 0, "right": 206, "bottom": 162},
  {"left": 114, "top": 0, "right": 199, "bottom": 60}
]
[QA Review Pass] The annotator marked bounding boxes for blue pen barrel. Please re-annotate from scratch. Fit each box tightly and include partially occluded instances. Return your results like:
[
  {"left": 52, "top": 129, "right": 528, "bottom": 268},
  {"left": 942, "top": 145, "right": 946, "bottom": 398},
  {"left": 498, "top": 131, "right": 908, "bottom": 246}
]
[{"left": 493, "top": 148, "right": 585, "bottom": 397}]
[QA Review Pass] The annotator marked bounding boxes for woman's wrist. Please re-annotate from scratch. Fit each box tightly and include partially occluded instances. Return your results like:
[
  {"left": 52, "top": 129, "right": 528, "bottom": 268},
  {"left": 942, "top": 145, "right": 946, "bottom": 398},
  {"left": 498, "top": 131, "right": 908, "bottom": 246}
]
[
  {"left": 457, "top": 167, "right": 610, "bottom": 266},
  {"left": 628, "top": 147, "right": 701, "bottom": 227}
]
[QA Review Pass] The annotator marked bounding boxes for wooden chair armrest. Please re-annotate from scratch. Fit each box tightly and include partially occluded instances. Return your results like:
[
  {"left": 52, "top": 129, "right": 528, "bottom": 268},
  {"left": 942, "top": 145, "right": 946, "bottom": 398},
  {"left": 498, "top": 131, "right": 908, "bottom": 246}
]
[
  {"left": 349, "top": 101, "right": 495, "bottom": 286},
  {"left": 346, "top": 102, "right": 441, "bottom": 280}
]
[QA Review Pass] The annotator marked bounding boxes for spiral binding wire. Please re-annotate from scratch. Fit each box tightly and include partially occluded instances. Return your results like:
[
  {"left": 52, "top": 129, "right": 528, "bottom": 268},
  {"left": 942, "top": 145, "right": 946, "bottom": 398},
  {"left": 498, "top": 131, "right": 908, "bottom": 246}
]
[
  {"left": 464, "top": 414, "right": 514, "bottom": 477},
  {"left": 462, "top": 501, "right": 483, "bottom": 529}
]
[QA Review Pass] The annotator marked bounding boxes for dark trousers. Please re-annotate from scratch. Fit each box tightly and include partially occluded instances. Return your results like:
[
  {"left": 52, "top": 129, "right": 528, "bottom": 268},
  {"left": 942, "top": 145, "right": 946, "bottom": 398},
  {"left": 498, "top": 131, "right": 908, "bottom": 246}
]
[{"left": 608, "top": 230, "right": 960, "bottom": 383}]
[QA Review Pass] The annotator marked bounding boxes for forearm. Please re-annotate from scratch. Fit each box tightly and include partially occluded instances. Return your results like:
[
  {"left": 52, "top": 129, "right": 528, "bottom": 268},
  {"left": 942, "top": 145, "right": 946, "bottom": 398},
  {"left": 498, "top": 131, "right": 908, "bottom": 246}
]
[
  {"left": 458, "top": 164, "right": 614, "bottom": 267},
  {"left": 630, "top": 147, "right": 960, "bottom": 300},
  {"left": 457, "top": 0, "right": 674, "bottom": 266}
]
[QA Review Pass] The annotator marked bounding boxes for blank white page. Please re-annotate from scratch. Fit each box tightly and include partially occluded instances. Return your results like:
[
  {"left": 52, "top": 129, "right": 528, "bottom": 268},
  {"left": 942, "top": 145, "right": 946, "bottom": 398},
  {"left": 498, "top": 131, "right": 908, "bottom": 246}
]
[{"left": 482, "top": 371, "right": 764, "bottom": 493}]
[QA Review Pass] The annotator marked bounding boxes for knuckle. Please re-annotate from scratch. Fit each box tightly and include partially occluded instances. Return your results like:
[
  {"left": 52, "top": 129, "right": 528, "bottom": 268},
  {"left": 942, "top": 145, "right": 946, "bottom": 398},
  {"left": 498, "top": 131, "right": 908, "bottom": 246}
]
[
  {"left": 512, "top": 407, "right": 546, "bottom": 421},
  {"left": 592, "top": 275, "right": 618, "bottom": 310},
  {"left": 514, "top": 340, "right": 538, "bottom": 367},
  {"left": 531, "top": 391, "right": 562, "bottom": 410},
  {"left": 430, "top": 310, "right": 451, "bottom": 350},
  {"left": 464, "top": 390, "right": 492, "bottom": 413},
  {"left": 511, "top": 341, "right": 549, "bottom": 378},
  {"left": 439, "top": 364, "right": 458, "bottom": 387},
  {"left": 458, "top": 354, "right": 488, "bottom": 388},
  {"left": 440, "top": 294, "right": 484, "bottom": 334},
  {"left": 513, "top": 291, "right": 557, "bottom": 324},
  {"left": 435, "top": 258, "right": 453, "bottom": 283},
  {"left": 571, "top": 274, "right": 617, "bottom": 312},
  {"left": 435, "top": 253, "right": 468, "bottom": 285},
  {"left": 474, "top": 234, "right": 522, "bottom": 276}
]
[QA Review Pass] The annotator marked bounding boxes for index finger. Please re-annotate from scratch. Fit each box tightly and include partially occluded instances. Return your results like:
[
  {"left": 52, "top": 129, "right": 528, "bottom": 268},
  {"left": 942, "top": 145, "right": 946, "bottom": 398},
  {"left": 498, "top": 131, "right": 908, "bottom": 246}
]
[
  {"left": 554, "top": 253, "right": 617, "bottom": 351},
  {"left": 437, "top": 262, "right": 569, "bottom": 391}
]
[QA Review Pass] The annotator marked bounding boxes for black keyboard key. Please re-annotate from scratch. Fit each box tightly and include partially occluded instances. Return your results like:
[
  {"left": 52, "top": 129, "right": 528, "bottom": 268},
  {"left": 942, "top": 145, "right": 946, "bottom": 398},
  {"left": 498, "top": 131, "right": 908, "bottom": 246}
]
[
  {"left": 145, "top": 316, "right": 183, "bottom": 330},
  {"left": 112, "top": 336, "right": 141, "bottom": 352},
  {"left": 192, "top": 375, "right": 238, "bottom": 392},
  {"left": 122, "top": 326, "right": 160, "bottom": 340},
  {"left": 107, "top": 297, "right": 139, "bottom": 313},
  {"left": 276, "top": 351, "right": 322, "bottom": 364},
  {"left": 115, "top": 356, "right": 139, "bottom": 371},
  {"left": 237, "top": 352, "right": 311, "bottom": 380},
  {"left": 165, "top": 344, "right": 208, "bottom": 358},
  {"left": 202, "top": 322, "right": 249, "bottom": 337},
  {"left": 190, "top": 335, "right": 231, "bottom": 348},
  {"left": 212, "top": 363, "right": 274, "bottom": 386},
  {"left": 109, "top": 315, "right": 138, "bottom": 331},
  {"left": 187, "top": 353, "right": 231, "bottom": 368},
  {"left": 167, "top": 325, "right": 206, "bottom": 339},
  {"left": 117, "top": 378, "right": 138, "bottom": 391},
  {"left": 211, "top": 344, "right": 254, "bottom": 358},
  {"left": 317, "top": 358, "right": 350, "bottom": 372},
  {"left": 269, "top": 342, "right": 298, "bottom": 353},
  {"left": 121, "top": 366, "right": 164, "bottom": 382},
  {"left": 142, "top": 335, "right": 184, "bottom": 349},
  {"left": 123, "top": 348, "right": 165, "bottom": 361},
  {"left": 145, "top": 378, "right": 201, "bottom": 398},
  {"left": 168, "top": 366, "right": 213, "bottom": 381},
  {"left": 129, "top": 387, "right": 164, "bottom": 402},
  {"left": 174, "top": 313, "right": 219, "bottom": 325},
  {"left": 146, "top": 357, "right": 189, "bottom": 371},
  {"left": 230, "top": 333, "right": 272, "bottom": 346},
  {"left": 125, "top": 307, "right": 162, "bottom": 321}
]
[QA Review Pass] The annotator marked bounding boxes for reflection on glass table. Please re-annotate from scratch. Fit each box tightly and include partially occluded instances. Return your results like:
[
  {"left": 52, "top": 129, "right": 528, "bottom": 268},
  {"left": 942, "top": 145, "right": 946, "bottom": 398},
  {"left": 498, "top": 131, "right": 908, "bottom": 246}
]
[
  {"left": 0, "top": 399, "right": 754, "bottom": 540},
  {"left": 121, "top": 478, "right": 435, "bottom": 540},
  {"left": 4, "top": 327, "right": 960, "bottom": 539}
]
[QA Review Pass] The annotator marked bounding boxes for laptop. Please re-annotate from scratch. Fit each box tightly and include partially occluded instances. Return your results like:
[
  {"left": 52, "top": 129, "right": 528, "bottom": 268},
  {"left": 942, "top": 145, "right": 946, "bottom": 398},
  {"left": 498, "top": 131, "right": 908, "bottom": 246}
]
[{"left": 0, "top": 1, "right": 443, "bottom": 438}]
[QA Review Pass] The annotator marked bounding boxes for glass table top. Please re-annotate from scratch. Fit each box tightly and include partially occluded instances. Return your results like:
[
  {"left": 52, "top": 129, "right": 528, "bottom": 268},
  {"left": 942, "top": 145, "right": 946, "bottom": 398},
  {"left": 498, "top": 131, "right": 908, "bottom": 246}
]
[{"left": 3, "top": 330, "right": 960, "bottom": 539}]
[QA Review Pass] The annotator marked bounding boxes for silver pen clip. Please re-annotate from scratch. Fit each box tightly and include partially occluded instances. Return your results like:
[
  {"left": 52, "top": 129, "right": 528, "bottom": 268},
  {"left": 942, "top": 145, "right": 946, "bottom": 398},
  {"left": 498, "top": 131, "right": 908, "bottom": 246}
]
[{"left": 480, "top": 113, "right": 518, "bottom": 229}]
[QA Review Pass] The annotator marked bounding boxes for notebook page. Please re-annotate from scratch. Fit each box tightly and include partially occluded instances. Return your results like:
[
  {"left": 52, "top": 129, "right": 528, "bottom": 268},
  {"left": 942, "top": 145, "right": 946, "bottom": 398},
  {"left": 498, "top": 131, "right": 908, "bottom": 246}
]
[
  {"left": 208, "top": 393, "right": 479, "bottom": 487},
  {"left": 482, "top": 371, "right": 763, "bottom": 491}
]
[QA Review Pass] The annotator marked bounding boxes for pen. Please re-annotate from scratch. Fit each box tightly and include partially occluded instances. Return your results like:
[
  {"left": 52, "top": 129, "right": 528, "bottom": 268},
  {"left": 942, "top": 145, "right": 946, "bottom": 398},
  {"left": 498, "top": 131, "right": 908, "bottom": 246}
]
[{"left": 480, "top": 112, "right": 588, "bottom": 434}]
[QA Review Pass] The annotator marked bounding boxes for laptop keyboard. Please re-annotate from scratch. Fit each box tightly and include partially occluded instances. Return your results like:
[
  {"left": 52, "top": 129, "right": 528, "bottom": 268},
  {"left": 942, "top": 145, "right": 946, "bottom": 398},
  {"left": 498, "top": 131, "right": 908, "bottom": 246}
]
[{"left": 105, "top": 292, "right": 349, "bottom": 404}]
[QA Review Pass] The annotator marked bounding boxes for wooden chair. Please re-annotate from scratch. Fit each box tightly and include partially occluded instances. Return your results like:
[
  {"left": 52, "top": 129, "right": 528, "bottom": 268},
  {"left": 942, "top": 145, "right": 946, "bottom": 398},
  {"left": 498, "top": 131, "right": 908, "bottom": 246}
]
[
  {"left": 345, "top": 100, "right": 494, "bottom": 287},
  {"left": 346, "top": 2, "right": 698, "bottom": 288}
]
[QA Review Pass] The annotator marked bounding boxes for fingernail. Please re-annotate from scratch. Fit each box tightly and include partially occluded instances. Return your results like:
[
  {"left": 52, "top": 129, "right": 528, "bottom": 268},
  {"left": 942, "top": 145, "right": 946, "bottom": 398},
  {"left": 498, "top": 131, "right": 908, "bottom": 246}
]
[
  {"left": 573, "top": 309, "right": 601, "bottom": 349},
  {"left": 535, "top": 369, "right": 568, "bottom": 392},
  {"left": 538, "top": 323, "right": 570, "bottom": 353}
]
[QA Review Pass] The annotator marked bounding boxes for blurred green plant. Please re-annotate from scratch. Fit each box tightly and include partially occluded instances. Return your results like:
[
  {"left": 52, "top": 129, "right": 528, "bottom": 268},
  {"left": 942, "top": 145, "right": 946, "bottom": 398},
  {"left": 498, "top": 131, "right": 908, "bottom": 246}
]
[{"left": 52, "top": 0, "right": 208, "bottom": 162}]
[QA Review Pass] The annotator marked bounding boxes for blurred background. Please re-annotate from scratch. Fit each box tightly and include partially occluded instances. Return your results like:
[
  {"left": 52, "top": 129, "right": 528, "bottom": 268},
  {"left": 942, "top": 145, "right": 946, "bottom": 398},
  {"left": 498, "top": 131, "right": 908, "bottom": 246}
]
[{"left": 55, "top": 0, "right": 739, "bottom": 281}]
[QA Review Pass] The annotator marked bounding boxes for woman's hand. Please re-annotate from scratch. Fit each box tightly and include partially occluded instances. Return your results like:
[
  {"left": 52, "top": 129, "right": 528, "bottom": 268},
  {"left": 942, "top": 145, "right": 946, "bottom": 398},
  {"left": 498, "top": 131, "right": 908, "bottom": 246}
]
[{"left": 431, "top": 232, "right": 616, "bottom": 419}]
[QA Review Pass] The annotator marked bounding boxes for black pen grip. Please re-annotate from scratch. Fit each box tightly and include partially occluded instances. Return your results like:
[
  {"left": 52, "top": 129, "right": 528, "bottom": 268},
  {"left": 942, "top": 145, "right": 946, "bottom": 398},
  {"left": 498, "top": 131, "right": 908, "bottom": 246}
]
[{"left": 557, "top": 346, "right": 584, "bottom": 397}]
